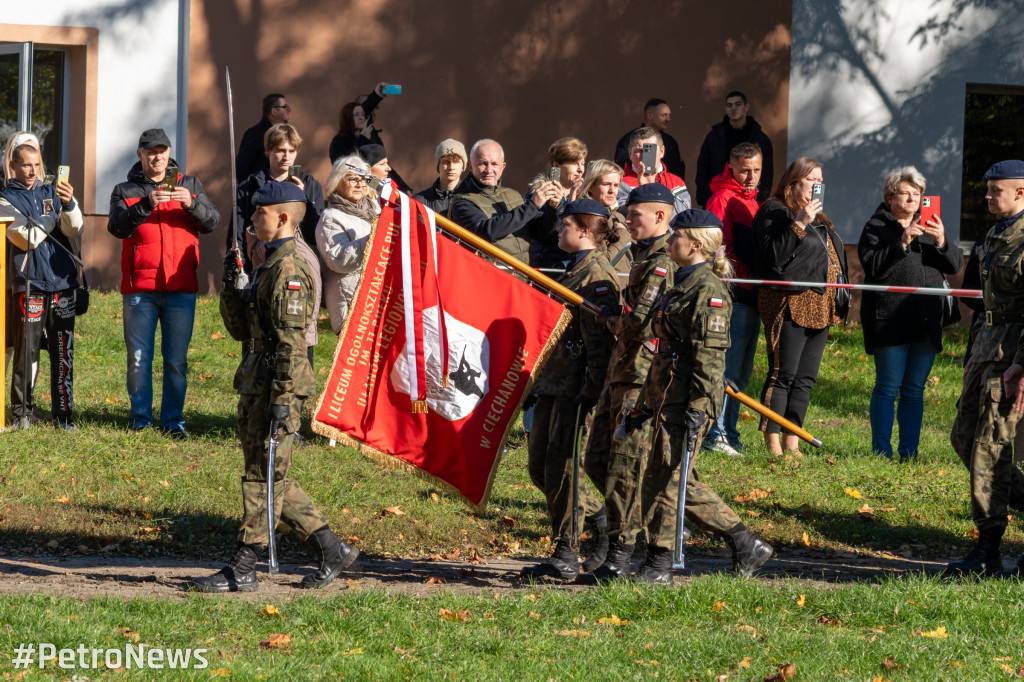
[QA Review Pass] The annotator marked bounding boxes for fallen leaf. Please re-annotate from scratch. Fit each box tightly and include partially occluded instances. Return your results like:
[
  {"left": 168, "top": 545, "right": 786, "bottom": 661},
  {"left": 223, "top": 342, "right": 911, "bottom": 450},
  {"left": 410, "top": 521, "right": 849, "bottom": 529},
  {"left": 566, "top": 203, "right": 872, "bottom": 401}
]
[
  {"left": 802, "top": 532, "right": 811, "bottom": 546},
  {"left": 765, "top": 662, "right": 797, "bottom": 681},
  {"left": 210, "top": 332, "right": 225, "bottom": 340},
  {"left": 158, "top": 480, "right": 169, "bottom": 487},
  {"left": 825, "top": 457, "right": 836, "bottom": 465},
  {"left": 815, "top": 615, "right": 842, "bottom": 627},
  {"left": 598, "top": 614, "right": 628, "bottom": 626},
  {"left": 381, "top": 506, "right": 405, "bottom": 517},
  {"left": 796, "top": 594, "right": 806, "bottom": 607},
  {"left": 882, "top": 656, "right": 903, "bottom": 672},
  {"left": 845, "top": 487, "right": 864, "bottom": 499},
  {"left": 467, "top": 548, "right": 485, "bottom": 563},
  {"left": 116, "top": 628, "right": 140, "bottom": 642},
  {"left": 737, "top": 656, "right": 752, "bottom": 669},
  {"left": 502, "top": 515, "right": 516, "bottom": 528},
  {"left": 734, "top": 488, "right": 773, "bottom": 503},
  {"left": 52, "top": 495, "right": 71, "bottom": 504},
  {"left": 208, "top": 669, "right": 231, "bottom": 676},
  {"left": 915, "top": 626, "right": 949, "bottom": 639},
  {"left": 527, "top": 611, "right": 541, "bottom": 619},
  {"left": 557, "top": 629, "right": 591, "bottom": 637},
  {"left": 259, "top": 633, "right": 291, "bottom": 650},
  {"left": 341, "top": 648, "right": 362, "bottom": 656},
  {"left": 746, "top": 510, "right": 762, "bottom": 517},
  {"left": 430, "top": 493, "right": 441, "bottom": 503},
  {"left": 969, "top": 528, "right": 980, "bottom": 539},
  {"left": 423, "top": 576, "right": 445, "bottom": 585},
  {"left": 439, "top": 608, "right": 472, "bottom": 622},
  {"left": 260, "top": 604, "right": 281, "bottom": 618},
  {"left": 712, "top": 601, "right": 727, "bottom": 611}
]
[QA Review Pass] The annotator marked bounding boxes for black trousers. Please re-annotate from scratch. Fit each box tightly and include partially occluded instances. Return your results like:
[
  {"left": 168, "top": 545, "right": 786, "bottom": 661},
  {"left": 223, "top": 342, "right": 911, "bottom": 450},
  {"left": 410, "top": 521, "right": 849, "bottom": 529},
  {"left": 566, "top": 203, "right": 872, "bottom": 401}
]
[
  {"left": 11, "top": 288, "right": 75, "bottom": 422},
  {"left": 760, "top": 318, "right": 828, "bottom": 434}
]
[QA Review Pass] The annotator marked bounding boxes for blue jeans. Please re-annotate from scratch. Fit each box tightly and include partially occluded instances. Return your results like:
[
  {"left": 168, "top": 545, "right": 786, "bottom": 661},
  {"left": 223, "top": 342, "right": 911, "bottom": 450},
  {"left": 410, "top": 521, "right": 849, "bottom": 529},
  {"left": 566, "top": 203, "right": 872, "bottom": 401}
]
[
  {"left": 704, "top": 302, "right": 761, "bottom": 447},
  {"left": 869, "top": 342, "right": 936, "bottom": 459},
  {"left": 122, "top": 292, "right": 197, "bottom": 431}
]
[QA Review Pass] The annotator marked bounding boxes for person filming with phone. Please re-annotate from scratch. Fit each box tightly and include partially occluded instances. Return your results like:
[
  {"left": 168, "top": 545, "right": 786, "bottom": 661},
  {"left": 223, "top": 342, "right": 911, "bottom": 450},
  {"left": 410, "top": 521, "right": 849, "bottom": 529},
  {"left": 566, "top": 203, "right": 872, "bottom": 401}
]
[
  {"left": 0, "top": 144, "right": 84, "bottom": 430},
  {"left": 617, "top": 128, "right": 690, "bottom": 215},
  {"left": 753, "top": 157, "right": 848, "bottom": 456},
  {"left": 858, "top": 166, "right": 962, "bottom": 461},
  {"left": 107, "top": 128, "right": 220, "bottom": 438}
]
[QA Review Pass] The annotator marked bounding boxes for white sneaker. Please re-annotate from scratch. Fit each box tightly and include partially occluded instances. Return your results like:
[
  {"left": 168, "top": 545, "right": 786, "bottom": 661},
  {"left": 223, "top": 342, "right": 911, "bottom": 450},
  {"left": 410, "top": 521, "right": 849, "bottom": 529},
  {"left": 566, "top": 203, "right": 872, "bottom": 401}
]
[{"left": 705, "top": 440, "right": 743, "bottom": 457}]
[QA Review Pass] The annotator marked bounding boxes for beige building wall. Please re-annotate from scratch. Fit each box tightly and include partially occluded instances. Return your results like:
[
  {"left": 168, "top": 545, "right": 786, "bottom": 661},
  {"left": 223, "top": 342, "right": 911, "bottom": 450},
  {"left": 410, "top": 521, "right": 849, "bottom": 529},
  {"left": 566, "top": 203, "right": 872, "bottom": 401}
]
[{"left": 185, "top": 0, "right": 793, "bottom": 294}]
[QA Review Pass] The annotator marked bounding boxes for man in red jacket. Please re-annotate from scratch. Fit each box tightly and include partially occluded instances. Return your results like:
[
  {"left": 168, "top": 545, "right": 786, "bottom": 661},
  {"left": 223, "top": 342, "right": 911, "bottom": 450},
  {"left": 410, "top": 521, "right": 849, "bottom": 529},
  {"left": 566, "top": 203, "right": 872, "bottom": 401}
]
[
  {"left": 107, "top": 128, "right": 221, "bottom": 438},
  {"left": 701, "top": 142, "right": 762, "bottom": 456}
]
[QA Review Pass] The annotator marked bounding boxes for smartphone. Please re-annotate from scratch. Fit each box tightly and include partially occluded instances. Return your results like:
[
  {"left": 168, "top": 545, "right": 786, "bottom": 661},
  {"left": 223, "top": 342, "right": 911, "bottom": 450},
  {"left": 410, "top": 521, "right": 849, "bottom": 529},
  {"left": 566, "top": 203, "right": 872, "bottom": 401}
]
[
  {"left": 381, "top": 84, "right": 402, "bottom": 95},
  {"left": 641, "top": 143, "right": 658, "bottom": 175},
  {"left": 549, "top": 166, "right": 561, "bottom": 184},
  {"left": 288, "top": 165, "right": 302, "bottom": 179},
  {"left": 811, "top": 182, "right": 824, "bottom": 206},
  {"left": 164, "top": 165, "right": 179, "bottom": 191},
  {"left": 920, "top": 195, "right": 940, "bottom": 226},
  {"left": 57, "top": 165, "right": 70, "bottom": 184}
]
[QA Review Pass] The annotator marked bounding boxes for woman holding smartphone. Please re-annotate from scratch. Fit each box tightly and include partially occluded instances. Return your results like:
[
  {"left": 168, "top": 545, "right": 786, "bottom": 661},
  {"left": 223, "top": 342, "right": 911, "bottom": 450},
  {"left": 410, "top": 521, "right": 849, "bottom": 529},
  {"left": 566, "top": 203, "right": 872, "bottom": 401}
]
[
  {"left": 753, "top": 157, "right": 848, "bottom": 456},
  {"left": 858, "top": 166, "right": 962, "bottom": 460},
  {"left": 581, "top": 159, "right": 632, "bottom": 267}
]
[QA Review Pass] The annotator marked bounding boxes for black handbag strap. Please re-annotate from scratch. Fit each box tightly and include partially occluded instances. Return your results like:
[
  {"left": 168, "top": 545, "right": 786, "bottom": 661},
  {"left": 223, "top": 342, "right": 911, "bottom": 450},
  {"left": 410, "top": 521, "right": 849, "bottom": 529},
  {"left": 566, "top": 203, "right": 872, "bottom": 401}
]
[{"left": 70, "top": 235, "right": 88, "bottom": 288}]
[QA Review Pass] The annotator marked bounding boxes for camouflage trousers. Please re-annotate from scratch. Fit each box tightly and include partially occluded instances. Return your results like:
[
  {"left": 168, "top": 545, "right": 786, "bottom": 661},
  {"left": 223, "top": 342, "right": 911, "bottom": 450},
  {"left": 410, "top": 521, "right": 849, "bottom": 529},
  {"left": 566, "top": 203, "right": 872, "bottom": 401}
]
[
  {"left": 950, "top": 360, "right": 1024, "bottom": 532},
  {"left": 237, "top": 392, "right": 327, "bottom": 546},
  {"left": 642, "top": 418, "right": 741, "bottom": 552},
  {"left": 527, "top": 395, "right": 603, "bottom": 541},
  {"left": 584, "top": 382, "right": 650, "bottom": 546}
]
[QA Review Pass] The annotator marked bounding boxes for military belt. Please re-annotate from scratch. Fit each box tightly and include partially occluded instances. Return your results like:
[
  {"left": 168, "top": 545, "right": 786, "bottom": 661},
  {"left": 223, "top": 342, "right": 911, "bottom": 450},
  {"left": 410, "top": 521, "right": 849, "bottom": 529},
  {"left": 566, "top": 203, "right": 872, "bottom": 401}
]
[
  {"left": 656, "top": 339, "right": 685, "bottom": 355},
  {"left": 246, "top": 338, "right": 268, "bottom": 354},
  {"left": 985, "top": 311, "right": 1024, "bottom": 326}
]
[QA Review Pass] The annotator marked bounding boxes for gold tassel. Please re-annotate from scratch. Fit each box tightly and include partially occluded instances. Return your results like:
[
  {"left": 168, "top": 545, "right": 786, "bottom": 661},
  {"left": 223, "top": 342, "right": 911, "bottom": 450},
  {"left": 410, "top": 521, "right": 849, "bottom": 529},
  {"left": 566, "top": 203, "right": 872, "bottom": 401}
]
[
  {"left": 441, "top": 374, "right": 449, "bottom": 389},
  {"left": 411, "top": 400, "right": 429, "bottom": 414}
]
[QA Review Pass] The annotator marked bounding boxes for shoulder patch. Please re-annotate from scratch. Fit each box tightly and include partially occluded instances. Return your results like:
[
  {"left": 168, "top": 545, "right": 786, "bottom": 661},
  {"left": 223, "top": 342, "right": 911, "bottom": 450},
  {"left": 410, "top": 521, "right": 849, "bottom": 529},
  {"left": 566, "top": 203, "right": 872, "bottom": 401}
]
[
  {"left": 595, "top": 285, "right": 609, "bottom": 295},
  {"left": 710, "top": 297, "right": 724, "bottom": 308},
  {"left": 653, "top": 266, "right": 668, "bottom": 277},
  {"left": 287, "top": 280, "right": 302, "bottom": 291},
  {"left": 643, "top": 283, "right": 661, "bottom": 303}
]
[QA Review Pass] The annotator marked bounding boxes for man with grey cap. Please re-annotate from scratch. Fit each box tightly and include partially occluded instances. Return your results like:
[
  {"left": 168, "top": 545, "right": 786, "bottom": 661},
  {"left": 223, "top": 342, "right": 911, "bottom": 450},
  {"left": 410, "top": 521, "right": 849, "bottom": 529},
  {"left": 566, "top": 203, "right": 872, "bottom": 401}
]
[
  {"left": 107, "top": 128, "right": 220, "bottom": 438},
  {"left": 415, "top": 138, "right": 467, "bottom": 214},
  {"left": 947, "top": 159, "right": 1024, "bottom": 578}
]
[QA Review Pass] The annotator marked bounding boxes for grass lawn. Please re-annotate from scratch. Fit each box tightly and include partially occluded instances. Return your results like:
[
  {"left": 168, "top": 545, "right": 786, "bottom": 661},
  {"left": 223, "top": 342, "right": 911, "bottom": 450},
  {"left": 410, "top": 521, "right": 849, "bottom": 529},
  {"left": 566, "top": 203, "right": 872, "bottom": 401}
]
[{"left": 2, "top": 291, "right": 1023, "bottom": 680}]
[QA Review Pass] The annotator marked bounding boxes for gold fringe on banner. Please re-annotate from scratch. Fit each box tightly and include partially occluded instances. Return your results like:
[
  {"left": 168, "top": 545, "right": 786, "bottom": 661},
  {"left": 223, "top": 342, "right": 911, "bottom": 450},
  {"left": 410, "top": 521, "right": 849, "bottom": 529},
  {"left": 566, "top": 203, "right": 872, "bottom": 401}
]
[{"left": 410, "top": 400, "right": 428, "bottom": 414}]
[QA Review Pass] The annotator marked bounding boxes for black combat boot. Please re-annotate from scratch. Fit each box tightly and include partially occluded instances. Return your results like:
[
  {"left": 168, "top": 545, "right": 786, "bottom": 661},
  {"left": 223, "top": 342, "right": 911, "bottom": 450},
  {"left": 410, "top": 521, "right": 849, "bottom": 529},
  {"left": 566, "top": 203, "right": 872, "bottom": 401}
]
[
  {"left": 587, "top": 541, "right": 635, "bottom": 582},
  {"left": 521, "top": 539, "right": 580, "bottom": 582},
  {"left": 635, "top": 547, "right": 673, "bottom": 585},
  {"left": 723, "top": 523, "right": 773, "bottom": 578},
  {"left": 300, "top": 527, "right": 360, "bottom": 589},
  {"left": 995, "top": 553, "right": 1024, "bottom": 579},
  {"left": 943, "top": 527, "right": 1003, "bottom": 577},
  {"left": 188, "top": 544, "right": 261, "bottom": 593},
  {"left": 581, "top": 507, "right": 610, "bottom": 573}
]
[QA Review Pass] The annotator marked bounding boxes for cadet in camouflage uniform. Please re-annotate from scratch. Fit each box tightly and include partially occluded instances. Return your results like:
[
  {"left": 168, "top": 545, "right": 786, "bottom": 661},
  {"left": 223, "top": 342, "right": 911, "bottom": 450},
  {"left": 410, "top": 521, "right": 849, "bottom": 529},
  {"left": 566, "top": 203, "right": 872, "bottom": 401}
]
[
  {"left": 522, "top": 199, "right": 623, "bottom": 581},
  {"left": 631, "top": 210, "right": 773, "bottom": 584},
  {"left": 585, "top": 184, "right": 678, "bottom": 581},
  {"left": 448, "top": 139, "right": 562, "bottom": 264},
  {"left": 190, "top": 183, "right": 357, "bottom": 593},
  {"left": 946, "top": 160, "right": 1024, "bottom": 578}
]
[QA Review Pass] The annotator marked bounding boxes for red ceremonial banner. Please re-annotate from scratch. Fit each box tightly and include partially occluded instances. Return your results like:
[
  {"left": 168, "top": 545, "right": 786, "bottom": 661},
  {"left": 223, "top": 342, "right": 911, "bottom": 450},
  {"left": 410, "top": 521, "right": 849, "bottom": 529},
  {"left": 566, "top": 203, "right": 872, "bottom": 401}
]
[{"left": 312, "top": 193, "right": 570, "bottom": 509}]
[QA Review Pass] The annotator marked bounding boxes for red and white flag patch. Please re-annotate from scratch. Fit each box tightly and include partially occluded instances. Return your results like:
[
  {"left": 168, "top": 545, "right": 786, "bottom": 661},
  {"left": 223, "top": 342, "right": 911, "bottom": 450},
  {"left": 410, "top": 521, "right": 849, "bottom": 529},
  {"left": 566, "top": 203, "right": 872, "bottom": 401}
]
[
  {"left": 287, "top": 280, "right": 302, "bottom": 290},
  {"left": 710, "top": 297, "right": 724, "bottom": 308},
  {"left": 595, "top": 286, "right": 609, "bottom": 295},
  {"left": 653, "top": 266, "right": 668, "bottom": 277}
]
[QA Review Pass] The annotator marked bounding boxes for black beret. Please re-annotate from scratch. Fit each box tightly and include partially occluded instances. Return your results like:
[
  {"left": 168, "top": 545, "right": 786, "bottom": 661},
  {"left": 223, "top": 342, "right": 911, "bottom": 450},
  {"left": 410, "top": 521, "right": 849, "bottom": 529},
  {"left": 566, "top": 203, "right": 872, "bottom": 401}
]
[
  {"left": 253, "top": 181, "right": 306, "bottom": 206},
  {"left": 626, "top": 183, "right": 674, "bottom": 206},
  {"left": 361, "top": 144, "right": 388, "bottom": 166},
  {"left": 671, "top": 209, "right": 723, "bottom": 230},
  {"left": 982, "top": 160, "right": 1024, "bottom": 181},
  {"left": 561, "top": 198, "right": 610, "bottom": 219}
]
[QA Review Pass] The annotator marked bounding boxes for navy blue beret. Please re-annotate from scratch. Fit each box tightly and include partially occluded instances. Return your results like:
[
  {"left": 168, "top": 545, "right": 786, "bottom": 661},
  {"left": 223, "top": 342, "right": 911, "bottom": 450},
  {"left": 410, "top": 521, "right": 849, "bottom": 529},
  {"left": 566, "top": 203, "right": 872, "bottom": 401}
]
[
  {"left": 253, "top": 181, "right": 307, "bottom": 206},
  {"left": 983, "top": 160, "right": 1024, "bottom": 181},
  {"left": 627, "top": 183, "right": 675, "bottom": 206},
  {"left": 561, "top": 198, "right": 609, "bottom": 219},
  {"left": 671, "top": 209, "right": 723, "bottom": 230}
]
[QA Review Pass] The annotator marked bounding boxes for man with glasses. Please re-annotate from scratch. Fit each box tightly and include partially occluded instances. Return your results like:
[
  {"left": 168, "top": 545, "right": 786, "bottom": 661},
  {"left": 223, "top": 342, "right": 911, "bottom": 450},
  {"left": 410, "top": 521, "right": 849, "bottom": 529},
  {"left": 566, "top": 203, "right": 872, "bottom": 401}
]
[{"left": 237, "top": 93, "right": 292, "bottom": 181}]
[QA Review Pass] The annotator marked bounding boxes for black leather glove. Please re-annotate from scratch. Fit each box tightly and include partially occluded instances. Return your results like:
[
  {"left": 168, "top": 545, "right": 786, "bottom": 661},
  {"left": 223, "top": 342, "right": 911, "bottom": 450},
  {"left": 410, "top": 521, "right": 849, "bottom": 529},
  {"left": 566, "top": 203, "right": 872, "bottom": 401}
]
[
  {"left": 574, "top": 392, "right": 599, "bottom": 415},
  {"left": 268, "top": 402, "right": 290, "bottom": 424},
  {"left": 682, "top": 408, "right": 706, "bottom": 443},
  {"left": 622, "top": 405, "right": 653, "bottom": 434},
  {"left": 222, "top": 251, "right": 241, "bottom": 285},
  {"left": 521, "top": 393, "right": 538, "bottom": 412}
]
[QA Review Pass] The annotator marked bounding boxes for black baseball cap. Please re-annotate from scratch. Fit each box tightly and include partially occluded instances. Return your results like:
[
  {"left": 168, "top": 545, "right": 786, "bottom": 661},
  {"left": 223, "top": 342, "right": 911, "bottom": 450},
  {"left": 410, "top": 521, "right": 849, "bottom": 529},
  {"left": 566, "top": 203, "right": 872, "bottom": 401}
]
[{"left": 138, "top": 128, "right": 171, "bottom": 150}]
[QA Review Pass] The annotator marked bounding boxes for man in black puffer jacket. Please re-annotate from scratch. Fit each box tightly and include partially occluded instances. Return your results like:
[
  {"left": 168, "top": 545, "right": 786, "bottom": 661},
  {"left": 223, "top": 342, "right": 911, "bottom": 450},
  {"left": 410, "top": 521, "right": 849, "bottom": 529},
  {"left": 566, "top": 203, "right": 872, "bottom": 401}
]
[{"left": 695, "top": 91, "right": 775, "bottom": 207}]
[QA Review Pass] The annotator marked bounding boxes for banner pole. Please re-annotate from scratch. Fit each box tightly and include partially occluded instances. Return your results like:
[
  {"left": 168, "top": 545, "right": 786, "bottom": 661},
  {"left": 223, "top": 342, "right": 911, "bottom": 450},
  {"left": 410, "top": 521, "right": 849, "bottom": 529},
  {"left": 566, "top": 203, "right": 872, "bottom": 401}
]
[
  {"left": 0, "top": 216, "right": 10, "bottom": 430},
  {"left": 381, "top": 191, "right": 603, "bottom": 316}
]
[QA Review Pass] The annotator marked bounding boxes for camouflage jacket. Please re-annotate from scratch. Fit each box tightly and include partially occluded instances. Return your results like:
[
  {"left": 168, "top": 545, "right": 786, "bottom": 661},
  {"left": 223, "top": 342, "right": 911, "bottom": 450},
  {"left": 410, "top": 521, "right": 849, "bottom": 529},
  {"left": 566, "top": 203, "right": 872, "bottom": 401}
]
[
  {"left": 641, "top": 261, "right": 732, "bottom": 424},
  {"left": 533, "top": 249, "right": 622, "bottom": 398},
  {"left": 604, "top": 232, "right": 677, "bottom": 385},
  {"left": 974, "top": 213, "right": 1024, "bottom": 366},
  {"left": 220, "top": 238, "right": 316, "bottom": 402}
]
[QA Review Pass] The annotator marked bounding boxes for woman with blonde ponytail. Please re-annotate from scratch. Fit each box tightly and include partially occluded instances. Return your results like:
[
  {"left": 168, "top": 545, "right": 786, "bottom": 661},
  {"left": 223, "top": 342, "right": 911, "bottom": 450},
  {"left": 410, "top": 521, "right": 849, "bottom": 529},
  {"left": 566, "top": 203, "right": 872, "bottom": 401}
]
[{"left": 630, "top": 209, "right": 772, "bottom": 584}]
